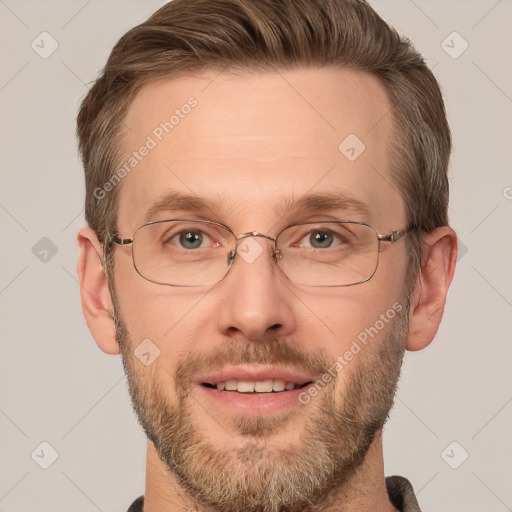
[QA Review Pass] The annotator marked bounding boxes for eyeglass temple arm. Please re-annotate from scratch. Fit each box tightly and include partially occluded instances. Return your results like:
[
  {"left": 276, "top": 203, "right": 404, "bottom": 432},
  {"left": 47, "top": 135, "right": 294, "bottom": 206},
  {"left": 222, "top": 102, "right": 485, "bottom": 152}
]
[
  {"left": 110, "top": 234, "right": 133, "bottom": 245},
  {"left": 378, "top": 226, "right": 417, "bottom": 243}
]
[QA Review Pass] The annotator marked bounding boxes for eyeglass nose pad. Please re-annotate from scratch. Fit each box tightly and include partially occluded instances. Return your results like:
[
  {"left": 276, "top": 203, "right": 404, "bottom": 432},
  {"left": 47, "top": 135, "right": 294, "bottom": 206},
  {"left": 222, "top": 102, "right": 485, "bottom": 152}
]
[{"left": 227, "top": 249, "right": 236, "bottom": 266}]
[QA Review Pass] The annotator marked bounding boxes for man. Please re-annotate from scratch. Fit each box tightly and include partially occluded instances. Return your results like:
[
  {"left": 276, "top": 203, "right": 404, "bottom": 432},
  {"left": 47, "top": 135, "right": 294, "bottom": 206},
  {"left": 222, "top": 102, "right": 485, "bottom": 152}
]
[{"left": 76, "top": 0, "right": 457, "bottom": 510}]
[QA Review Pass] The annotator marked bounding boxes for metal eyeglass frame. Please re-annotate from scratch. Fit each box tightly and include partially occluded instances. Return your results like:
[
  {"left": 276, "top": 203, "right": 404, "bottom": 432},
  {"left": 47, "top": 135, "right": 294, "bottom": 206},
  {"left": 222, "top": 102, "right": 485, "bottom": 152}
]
[{"left": 109, "top": 218, "right": 417, "bottom": 287}]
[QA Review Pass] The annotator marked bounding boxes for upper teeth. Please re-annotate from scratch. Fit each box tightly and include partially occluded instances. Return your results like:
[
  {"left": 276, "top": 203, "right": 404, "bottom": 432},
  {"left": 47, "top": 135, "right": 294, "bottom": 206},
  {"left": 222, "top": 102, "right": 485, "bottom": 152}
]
[{"left": 215, "top": 380, "right": 299, "bottom": 392}]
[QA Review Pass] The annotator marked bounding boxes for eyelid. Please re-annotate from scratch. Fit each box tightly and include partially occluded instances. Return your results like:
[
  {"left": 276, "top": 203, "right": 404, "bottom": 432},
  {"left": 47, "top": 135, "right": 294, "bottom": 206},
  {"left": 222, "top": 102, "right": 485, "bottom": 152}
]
[
  {"left": 282, "top": 223, "right": 351, "bottom": 247},
  {"left": 279, "top": 219, "right": 357, "bottom": 234},
  {"left": 279, "top": 215, "right": 364, "bottom": 231},
  {"left": 168, "top": 222, "right": 229, "bottom": 248}
]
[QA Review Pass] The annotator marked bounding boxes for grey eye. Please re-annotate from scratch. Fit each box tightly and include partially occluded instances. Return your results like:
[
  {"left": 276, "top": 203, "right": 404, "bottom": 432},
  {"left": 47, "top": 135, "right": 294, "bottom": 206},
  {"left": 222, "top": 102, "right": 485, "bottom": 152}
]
[
  {"left": 308, "top": 231, "right": 334, "bottom": 248},
  {"left": 178, "top": 230, "right": 204, "bottom": 249}
]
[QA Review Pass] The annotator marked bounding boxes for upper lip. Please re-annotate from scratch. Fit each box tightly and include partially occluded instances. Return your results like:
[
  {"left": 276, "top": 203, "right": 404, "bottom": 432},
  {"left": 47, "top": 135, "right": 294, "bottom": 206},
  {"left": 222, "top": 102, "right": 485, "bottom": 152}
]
[{"left": 195, "top": 365, "right": 316, "bottom": 386}]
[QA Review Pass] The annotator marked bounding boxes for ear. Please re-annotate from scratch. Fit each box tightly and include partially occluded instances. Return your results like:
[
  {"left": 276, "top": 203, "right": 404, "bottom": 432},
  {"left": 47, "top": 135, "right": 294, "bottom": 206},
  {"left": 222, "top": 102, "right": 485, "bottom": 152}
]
[
  {"left": 77, "top": 227, "right": 120, "bottom": 355},
  {"left": 406, "top": 226, "right": 457, "bottom": 351}
]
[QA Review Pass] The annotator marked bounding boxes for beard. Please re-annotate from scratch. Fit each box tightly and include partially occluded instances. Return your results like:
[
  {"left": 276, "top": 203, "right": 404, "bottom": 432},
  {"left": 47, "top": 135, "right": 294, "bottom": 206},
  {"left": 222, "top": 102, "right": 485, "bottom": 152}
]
[{"left": 113, "top": 297, "right": 409, "bottom": 512}]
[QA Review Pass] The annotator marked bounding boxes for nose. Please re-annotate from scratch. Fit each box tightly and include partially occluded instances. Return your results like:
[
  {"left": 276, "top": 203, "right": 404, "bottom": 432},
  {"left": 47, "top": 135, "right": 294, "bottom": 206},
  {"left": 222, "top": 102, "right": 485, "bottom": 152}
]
[{"left": 214, "top": 234, "right": 296, "bottom": 342}]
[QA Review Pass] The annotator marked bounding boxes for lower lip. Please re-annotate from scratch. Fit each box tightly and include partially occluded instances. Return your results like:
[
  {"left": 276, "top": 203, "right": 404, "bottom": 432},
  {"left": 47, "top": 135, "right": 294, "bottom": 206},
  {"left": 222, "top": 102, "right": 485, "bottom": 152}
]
[{"left": 196, "top": 384, "right": 308, "bottom": 415}]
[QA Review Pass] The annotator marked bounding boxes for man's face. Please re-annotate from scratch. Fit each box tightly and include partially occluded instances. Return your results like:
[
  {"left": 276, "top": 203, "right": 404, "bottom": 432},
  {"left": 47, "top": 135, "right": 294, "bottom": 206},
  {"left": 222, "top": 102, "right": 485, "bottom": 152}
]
[{"left": 113, "top": 68, "right": 410, "bottom": 511}]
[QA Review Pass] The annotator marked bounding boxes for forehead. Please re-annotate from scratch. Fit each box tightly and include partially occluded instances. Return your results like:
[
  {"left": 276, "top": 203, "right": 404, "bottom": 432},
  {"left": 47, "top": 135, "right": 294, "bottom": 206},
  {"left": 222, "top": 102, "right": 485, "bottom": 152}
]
[{"left": 117, "top": 67, "right": 405, "bottom": 233}]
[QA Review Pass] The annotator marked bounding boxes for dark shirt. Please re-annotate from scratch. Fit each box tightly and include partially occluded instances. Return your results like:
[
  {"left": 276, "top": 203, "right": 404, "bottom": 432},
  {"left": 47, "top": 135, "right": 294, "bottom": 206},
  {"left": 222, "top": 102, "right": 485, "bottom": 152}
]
[{"left": 126, "top": 475, "right": 421, "bottom": 511}]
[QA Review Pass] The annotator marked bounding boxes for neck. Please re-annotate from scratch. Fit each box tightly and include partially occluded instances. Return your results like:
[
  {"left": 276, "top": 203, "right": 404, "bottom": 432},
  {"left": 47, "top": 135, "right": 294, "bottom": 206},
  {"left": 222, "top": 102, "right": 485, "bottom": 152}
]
[{"left": 142, "top": 431, "right": 399, "bottom": 512}]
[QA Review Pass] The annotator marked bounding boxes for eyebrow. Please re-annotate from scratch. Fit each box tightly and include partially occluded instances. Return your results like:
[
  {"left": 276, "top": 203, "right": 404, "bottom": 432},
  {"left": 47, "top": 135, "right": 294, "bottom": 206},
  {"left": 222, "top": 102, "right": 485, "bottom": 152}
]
[{"left": 142, "top": 189, "right": 371, "bottom": 224}]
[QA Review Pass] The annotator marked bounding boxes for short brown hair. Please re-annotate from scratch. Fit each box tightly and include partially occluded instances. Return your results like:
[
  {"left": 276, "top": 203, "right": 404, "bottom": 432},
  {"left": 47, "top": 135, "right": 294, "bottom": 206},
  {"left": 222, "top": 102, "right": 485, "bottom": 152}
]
[{"left": 77, "top": 0, "right": 451, "bottom": 297}]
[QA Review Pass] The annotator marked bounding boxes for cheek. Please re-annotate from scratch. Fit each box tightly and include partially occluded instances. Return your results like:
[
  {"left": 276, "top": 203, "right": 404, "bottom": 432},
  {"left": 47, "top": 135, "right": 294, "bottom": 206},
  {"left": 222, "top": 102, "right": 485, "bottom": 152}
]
[
  {"left": 296, "top": 278, "right": 402, "bottom": 347},
  {"left": 113, "top": 259, "right": 215, "bottom": 370},
  {"left": 295, "top": 275, "right": 406, "bottom": 405}
]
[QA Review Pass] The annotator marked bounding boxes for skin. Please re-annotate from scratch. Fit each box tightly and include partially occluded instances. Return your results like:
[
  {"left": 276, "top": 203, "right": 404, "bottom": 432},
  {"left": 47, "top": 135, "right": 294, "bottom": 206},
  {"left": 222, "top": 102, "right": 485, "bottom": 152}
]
[{"left": 77, "top": 67, "right": 457, "bottom": 511}]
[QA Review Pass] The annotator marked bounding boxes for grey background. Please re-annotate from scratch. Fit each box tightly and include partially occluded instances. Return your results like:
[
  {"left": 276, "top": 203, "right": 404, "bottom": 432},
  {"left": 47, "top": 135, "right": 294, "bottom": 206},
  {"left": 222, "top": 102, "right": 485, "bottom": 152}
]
[{"left": 0, "top": 0, "right": 511, "bottom": 510}]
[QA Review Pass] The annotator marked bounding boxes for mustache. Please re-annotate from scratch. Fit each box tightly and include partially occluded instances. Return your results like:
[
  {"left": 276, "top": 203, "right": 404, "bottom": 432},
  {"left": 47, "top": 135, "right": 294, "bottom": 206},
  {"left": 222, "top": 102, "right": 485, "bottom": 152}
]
[{"left": 174, "top": 337, "right": 331, "bottom": 388}]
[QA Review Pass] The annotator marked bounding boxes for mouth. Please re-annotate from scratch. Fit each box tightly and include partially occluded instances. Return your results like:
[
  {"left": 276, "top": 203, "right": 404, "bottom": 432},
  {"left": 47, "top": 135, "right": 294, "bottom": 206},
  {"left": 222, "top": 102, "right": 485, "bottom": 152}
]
[
  {"left": 201, "top": 379, "right": 313, "bottom": 393},
  {"left": 194, "top": 366, "right": 316, "bottom": 415}
]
